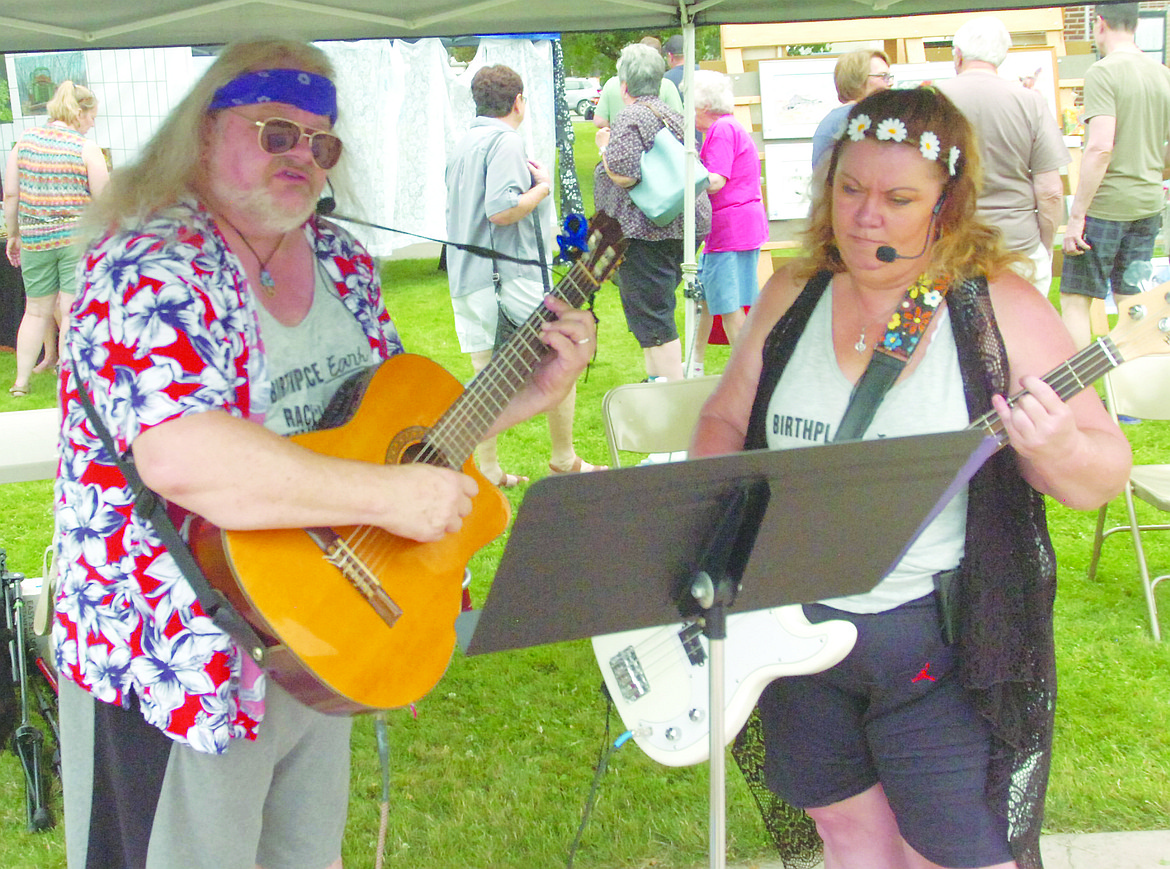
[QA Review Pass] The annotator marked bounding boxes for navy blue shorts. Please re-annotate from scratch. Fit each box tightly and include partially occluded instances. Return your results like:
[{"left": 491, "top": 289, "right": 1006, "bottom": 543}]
[
  {"left": 755, "top": 593, "right": 1012, "bottom": 868},
  {"left": 617, "top": 237, "right": 684, "bottom": 347},
  {"left": 1059, "top": 213, "right": 1161, "bottom": 299}
]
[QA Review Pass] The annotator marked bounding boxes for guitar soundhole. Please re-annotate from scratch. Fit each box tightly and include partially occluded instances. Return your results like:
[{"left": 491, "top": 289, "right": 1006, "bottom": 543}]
[{"left": 388, "top": 427, "right": 450, "bottom": 468}]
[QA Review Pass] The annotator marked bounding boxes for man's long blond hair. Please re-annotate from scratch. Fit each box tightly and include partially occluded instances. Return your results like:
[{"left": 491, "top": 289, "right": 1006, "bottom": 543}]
[{"left": 83, "top": 39, "right": 335, "bottom": 240}]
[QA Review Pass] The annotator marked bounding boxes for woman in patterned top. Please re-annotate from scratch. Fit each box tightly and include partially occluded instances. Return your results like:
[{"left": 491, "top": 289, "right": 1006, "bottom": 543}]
[
  {"left": 4, "top": 79, "right": 108, "bottom": 396},
  {"left": 593, "top": 42, "right": 710, "bottom": 382}
]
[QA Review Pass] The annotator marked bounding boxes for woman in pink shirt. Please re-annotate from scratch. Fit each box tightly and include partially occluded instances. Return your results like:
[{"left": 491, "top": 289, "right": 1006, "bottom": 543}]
[{"left": 691, "top": 70, "right": 769, "bottom": 375}]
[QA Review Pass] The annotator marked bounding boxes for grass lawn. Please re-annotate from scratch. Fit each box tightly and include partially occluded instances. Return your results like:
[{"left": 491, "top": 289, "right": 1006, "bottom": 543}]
[{"left": 0, "top": 122, "right": 1166, "bottom": 867}]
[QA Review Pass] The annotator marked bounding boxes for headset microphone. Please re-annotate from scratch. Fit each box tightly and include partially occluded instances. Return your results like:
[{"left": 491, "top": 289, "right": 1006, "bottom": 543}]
[
  {"left": 874, "top": 196, "right": 945, "bottom": 264},
  {"left": 316, "top": 179, "right": 336, "bottom": 216}
]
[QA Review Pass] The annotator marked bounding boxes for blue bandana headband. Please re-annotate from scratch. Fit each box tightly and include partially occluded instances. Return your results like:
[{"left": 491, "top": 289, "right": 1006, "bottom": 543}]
[{"left": 209, "top": 69, "right": 338, "bottom": 124}]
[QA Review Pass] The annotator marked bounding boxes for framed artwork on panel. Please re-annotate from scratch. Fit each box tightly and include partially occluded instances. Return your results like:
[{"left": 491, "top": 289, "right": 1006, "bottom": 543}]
[
  {"left": 1000, "top": 46, "right": 1060, "bottom": 121},
  {"left": 764, "top": 142, "right": 815, "bottom": 220},
  {"left": 12, "top": 51, "right": 87, "bottom": 117},
  {"left": 891, "top": 61, "right": 955, "bottom": 90},
  {"left": 759, "top": 58, "right": 839, "bottom": 139}
]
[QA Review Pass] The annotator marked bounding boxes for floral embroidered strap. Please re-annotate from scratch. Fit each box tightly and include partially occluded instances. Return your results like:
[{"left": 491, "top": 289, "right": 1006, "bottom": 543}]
[
  {"left": 877, "top": 272, "right": 949, "bottom": 361},
  {"left": 836, "top": 272, "right": 949, "bottom": 441}
]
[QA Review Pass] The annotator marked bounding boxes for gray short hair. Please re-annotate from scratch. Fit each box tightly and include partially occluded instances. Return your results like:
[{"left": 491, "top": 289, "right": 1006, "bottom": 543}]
[
  {"left": 617, "top": 43, "right": 665, "bottom": 98},
  {"left": 691, "top": 70, "right": 733, "bottom": 116},
  {"left": 952, "top": 15, "right": 1012, "bottom": 67}
]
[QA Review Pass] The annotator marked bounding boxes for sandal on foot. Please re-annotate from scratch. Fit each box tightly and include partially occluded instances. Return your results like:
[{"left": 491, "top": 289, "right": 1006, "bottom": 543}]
[
  {"left": 8, "top": 384, "right": 29, "bottom": 397},
  {"left": 548, "top": 457, "right": 608, "bottom": 474},
  {"left": 487, "top": 471, "right": 529, "bottom": 489}
]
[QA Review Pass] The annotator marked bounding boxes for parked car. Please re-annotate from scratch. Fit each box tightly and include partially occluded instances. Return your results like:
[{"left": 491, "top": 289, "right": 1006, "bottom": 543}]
[{"left": 564, "top": 76, "right": 601, "bottom": 117}]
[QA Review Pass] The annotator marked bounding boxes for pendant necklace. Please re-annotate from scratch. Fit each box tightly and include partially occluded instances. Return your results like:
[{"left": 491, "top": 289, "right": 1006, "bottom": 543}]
[
  {"left": 854, "top": 328, "right": 867, "bottom": 353},
  {"left": 215, "top": 212, "right": 288, "bottom": 297}
]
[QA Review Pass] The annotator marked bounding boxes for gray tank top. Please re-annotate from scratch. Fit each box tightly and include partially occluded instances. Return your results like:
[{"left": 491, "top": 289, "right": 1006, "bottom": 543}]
[
  {"left": 255, "top": 265, "right": 379, "bottom": 436},
  {"left": 763, "top": 281, "right": 969, "bottom": 613}
]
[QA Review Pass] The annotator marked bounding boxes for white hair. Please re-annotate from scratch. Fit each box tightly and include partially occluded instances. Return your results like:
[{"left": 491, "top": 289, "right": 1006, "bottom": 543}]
[
  {"left": 952, "top": 15, "right": 1012, "bottom": 67},
  {"left": 690, "top": 69, "right": 734, "bottom": 116}
]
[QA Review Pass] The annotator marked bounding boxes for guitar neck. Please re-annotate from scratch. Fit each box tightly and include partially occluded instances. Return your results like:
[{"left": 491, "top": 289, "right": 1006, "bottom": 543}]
[
  {"left": 426, "top": 262, "right": 600, "bottom": 466},
  {"left": 969, "top": 334, "right": 1125, "bottom": 446}
]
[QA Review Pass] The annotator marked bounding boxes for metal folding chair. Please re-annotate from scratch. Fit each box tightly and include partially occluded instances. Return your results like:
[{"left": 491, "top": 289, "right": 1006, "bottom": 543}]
[
  {"left": 601, "top": 376, "right": 721, "bottom": 468},
  {"left": 1086, "top": 355, "right": 1170, "bottom": 641}
]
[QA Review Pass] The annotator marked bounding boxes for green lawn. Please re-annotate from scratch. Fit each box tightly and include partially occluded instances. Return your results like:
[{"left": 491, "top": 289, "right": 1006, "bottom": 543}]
[{"left": 0, "top": 123, "right": 1166, "bottom": 867}]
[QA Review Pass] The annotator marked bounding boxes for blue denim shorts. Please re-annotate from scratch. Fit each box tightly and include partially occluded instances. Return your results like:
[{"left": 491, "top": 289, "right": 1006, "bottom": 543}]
[
  {"left": 755, "top": 593, "right": 1012, "bottom": 867},
  {"left": 697, "top": 249, "right": 760, "bottom": 315}
]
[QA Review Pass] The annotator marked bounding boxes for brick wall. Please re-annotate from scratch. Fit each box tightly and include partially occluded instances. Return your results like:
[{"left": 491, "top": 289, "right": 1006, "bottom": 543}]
[
  {"left": 1064, "top": 2, "right": 1170, "bottom": 44},
  {"left": 1064, "top": 5, "right": 1090, "bottom": 42}
]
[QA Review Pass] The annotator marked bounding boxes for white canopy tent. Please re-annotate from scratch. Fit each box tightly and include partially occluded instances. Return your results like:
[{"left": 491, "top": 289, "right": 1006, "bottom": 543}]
[
  {"left": 0, "top": 1, "right": 1072, "bottom": 369},
  {"left": 0, "top": 1, "right": 1064, "bottom": 52}
]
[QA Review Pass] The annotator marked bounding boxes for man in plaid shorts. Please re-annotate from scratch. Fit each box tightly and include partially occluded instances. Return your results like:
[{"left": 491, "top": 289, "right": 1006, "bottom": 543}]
[{"left": 1060, "top": 2, "right": 1170, "bottom": 347}]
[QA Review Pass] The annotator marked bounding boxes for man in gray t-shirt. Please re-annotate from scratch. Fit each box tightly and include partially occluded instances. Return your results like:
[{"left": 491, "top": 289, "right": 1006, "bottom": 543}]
[
  {"left": 938, "top": 15, "right": 1069, "bottom": 295},
  {"left": 445, "top": 65, "right": 604, "bottom": 487}
]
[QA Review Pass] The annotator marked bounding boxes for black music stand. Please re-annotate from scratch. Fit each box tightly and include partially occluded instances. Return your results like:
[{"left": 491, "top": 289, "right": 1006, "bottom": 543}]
[{"left": 460, "top": 429, "right": 992, "bottom": 869}]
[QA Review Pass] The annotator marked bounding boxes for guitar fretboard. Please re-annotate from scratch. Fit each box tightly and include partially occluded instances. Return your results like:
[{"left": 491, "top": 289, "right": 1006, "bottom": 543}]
[
  {"left": 414, "top": 217, "right": 622, "bottom": 469},
  {"left": 970, "top": 334, "right": 1126, "bottom": 445}
]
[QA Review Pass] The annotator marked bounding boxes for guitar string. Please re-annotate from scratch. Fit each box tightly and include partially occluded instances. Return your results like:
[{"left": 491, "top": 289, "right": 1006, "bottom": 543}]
[
  {"left": 342, "top": 262, "right": 597, "bottom": 570},
  {"left": 337, "top": 219, "right": 619, "bottom": 573},
  {"left": 426, "top": 277, "right": 580, "bottom": 457},
  {"left": 339, "top": 304, "right": 1122, "bottom": 603},
  {"left": 341, "top": 271, "right": 583, "bottom": 564},
  {"left": 969, "top": 338, "right": 1117, "bottom": 444},
  {"left": 418, "top": 263, "right": 591, "bottom": 467},
  {"left": 618, "top": 626, "right": 706, "bottom": 677}
]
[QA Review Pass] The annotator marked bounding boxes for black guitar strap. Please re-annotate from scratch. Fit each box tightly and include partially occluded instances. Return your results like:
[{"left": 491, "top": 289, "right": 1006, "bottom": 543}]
[{"left": 67, "top": 354, "right": 269, "bottom": 665}]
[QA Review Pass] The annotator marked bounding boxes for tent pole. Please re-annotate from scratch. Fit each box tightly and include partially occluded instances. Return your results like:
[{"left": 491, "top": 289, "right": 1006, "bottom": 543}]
[{"left": 681, "top": 19, "right": 702, "bottom": 380}]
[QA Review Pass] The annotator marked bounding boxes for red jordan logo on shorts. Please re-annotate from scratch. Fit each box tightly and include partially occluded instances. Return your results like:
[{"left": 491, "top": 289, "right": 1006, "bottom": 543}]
[{"left": 911, "top": 663, "right": 936, "bottom": 683}]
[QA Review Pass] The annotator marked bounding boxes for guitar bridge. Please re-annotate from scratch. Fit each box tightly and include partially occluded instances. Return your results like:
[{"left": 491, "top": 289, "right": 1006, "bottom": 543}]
[
  {"left": 608, "top": 646, "right": 649, "bottom": 703},
  {"left": 306, "top": 528, "right": 403, "bottom": 628}
]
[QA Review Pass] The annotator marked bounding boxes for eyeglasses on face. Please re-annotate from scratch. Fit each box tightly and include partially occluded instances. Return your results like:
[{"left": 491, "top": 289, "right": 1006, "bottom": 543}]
[
  {"left": 869, "top": 73, "right": 895, "bottom": 83},
  {"left": 235, "top": 113, "right": 343, "bottom": 170}
]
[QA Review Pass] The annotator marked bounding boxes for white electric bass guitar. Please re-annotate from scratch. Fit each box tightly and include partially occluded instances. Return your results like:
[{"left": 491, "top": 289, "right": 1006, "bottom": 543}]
[
  {"left": 593, "top": 283, "right": 1170, "bottom": 768},
  {"left": 592, "top": 605, "right": 856, "bottom": 767}
]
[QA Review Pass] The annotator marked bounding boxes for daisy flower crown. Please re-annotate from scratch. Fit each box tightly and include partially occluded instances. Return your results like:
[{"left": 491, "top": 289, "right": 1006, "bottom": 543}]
[{"left": 844, "top": 113, "right": 962, "bottom": 177}]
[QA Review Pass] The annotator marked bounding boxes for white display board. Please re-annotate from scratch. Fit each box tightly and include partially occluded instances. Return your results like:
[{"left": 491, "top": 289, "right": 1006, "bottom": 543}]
[
  {"left": 764, "top": 142, "right": 815, "bottom": 220},
  {"left": 759, "top": 58, "right": 838, "bottom": 139}
]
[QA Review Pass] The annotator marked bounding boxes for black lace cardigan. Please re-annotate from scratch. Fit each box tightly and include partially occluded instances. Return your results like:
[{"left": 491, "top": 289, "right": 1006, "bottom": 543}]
[{"left": 734, "top": 270, "right": 1056, "bottom": 869}]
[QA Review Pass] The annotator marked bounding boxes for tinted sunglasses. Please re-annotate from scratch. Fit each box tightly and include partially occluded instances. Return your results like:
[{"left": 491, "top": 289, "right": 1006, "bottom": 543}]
[{"left": 239, "top": 114, "right": 343, "bottom": 170}]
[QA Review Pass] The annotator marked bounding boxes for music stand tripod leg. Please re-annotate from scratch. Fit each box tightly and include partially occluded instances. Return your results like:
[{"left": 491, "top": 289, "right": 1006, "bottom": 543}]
[{"left": 685, "top": 477, "right": 770, "bottom": 869}]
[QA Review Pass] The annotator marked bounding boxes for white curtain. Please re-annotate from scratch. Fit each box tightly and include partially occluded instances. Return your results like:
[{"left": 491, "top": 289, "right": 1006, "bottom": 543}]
[{"left": 319, "top": 37, "right": 555, "bottom": 258}]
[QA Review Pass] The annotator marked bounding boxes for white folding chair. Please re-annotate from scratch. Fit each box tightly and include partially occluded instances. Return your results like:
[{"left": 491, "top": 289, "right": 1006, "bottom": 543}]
[
  {"left": 601, "top": 376, "right": 721, "bottom": 468},
  {"left": 1086, "top": 355, "right": 1170, "bottom": 641}
]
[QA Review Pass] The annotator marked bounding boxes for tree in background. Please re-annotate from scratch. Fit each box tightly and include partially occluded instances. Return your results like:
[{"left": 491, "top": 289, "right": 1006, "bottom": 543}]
[
  {"left": 561, "top": 26, "right": 721, "bottom": 80},
  {"left": 0, "top": 56, "right": 11, "bottom": 124}
]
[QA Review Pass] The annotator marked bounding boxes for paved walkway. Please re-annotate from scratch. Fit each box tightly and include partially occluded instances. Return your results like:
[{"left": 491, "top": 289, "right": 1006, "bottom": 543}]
[{"left": 724, "top": 830, "right": 1170, "bottom": 868}]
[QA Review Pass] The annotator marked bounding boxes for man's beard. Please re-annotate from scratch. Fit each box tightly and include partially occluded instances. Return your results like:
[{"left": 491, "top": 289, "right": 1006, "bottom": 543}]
[{"left": 204, "top": 163, "right": 320, "bottom": 234}]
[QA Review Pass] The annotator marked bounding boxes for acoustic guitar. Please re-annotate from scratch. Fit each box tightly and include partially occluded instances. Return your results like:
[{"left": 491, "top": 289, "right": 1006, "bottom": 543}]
[
  {"left": 190, "top": 213, "right": 626, "bottom": 715},
  {"left": 593, "top": 282, "right": 1170, "bottom": 766}
]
